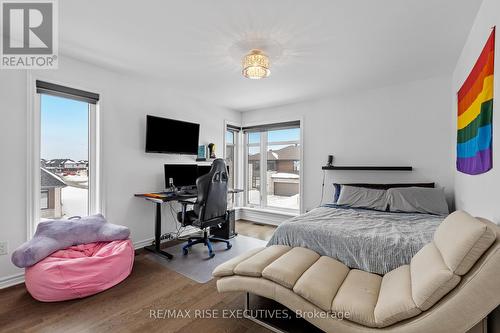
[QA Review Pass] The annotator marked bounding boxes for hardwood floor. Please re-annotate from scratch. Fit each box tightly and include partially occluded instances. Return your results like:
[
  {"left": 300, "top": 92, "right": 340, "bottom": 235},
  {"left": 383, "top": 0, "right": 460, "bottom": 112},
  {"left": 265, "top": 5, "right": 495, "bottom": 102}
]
[
  {"left": 0, "top": 221, "right": 277, "bottom": 333},
  {"left": 236, "top": 220, "right": 276, "bottom": 241}
]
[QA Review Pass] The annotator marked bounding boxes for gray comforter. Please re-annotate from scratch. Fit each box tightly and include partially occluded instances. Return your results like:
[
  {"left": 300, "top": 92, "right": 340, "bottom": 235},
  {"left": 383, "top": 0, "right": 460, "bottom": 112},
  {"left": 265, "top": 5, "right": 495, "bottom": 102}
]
[{"left": 267, "top": 206, "right": 445, "bottom": 274}]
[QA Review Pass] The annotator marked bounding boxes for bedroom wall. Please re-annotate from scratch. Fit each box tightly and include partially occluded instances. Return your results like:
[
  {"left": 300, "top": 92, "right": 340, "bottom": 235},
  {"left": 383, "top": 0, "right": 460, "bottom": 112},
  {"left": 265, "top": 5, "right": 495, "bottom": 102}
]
[
  {"left": 0, "top": 71, "right": 29, "bottom": 286},
  {"left": 0, "top": 56, "right": 241, "bottom": 286},
  {"left": 452, "top": 0, "right": 500, "bottom": 225},
  {"left": 242, "top": 76, "right": 454, "bottom": 213},
  {"left": 453, "top": 4, "right": 500, "bottom": 329}
]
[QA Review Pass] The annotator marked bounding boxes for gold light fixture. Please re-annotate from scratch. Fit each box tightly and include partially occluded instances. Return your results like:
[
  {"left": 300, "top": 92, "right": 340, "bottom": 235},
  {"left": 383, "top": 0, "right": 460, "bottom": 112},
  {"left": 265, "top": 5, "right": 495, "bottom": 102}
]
[{"left": 242, "top": 49, "right": 270, "bottom": 79}]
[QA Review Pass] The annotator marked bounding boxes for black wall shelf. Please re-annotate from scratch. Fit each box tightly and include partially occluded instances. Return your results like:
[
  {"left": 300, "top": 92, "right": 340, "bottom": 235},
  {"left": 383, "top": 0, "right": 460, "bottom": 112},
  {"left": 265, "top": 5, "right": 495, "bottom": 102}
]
[{"left": 322, "top": 166, "right": 413, "bottom": 171}]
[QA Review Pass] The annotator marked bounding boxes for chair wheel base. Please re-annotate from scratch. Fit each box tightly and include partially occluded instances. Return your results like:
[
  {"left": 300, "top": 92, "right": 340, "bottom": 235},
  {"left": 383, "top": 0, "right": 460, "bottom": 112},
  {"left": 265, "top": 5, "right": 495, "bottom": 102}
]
[{"left": 181, "top": 230, "right": 232, "bottom": 259}]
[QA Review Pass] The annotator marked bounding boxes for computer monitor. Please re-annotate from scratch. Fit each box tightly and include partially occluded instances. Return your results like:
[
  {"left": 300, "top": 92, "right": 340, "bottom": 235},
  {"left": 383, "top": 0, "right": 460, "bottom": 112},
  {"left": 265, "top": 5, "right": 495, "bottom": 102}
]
[
  {"left": 164, "top": 164, "right": 198, "bottom": 189},
  {"left": 197, "top": 164, "right": 230, "bottom": 178},
  {"left": 197, "top": 165, "right": 212, "bottom": 178}
]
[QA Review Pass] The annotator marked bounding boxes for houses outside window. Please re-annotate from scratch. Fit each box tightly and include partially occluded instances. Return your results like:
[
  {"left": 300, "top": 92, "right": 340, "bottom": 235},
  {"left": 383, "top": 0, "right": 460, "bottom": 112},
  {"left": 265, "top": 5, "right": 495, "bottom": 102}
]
[
  {"left": 40, "top": 168, "right": 66, "bottom": 217},
  {"left": 245, "top": 123, "right": 301, "bottom": 212}
]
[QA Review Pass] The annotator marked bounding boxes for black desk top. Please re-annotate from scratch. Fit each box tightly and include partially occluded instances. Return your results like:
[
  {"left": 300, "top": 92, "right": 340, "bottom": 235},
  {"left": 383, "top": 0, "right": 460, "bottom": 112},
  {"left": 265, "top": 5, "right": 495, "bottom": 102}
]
[
  {"left": 134, "top": 188, "right": 243, "bottom": 203},
  {"left": 134, "top": 192, "right": 195, "bottom": 202}
]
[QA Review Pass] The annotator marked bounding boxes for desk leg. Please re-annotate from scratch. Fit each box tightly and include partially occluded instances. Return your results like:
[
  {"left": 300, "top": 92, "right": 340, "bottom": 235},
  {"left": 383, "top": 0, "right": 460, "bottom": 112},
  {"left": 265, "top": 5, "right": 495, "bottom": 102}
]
[{"left": 144, "top": 202, "right": 173, "bottom": 259}]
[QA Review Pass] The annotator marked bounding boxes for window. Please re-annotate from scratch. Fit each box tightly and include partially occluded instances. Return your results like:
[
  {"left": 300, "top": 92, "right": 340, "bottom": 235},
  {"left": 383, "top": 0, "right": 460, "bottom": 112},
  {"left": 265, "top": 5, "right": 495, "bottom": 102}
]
[
  {"left": 244, "top": 122, "right": 301, "bottom": 212},
  {"left": 40, "top": 190, "right": 49, "bottom": 210},
  {"left": 40, "top": 94, "right": 90, "bottom": 219},
  {"left": 225, "top": 124, "right": 241, "bottom": 192},
  {"left": 225, "top": 128, "right": 236, "bottom": 189},
  {"left": 293, "top": 160, "right": 300, "bottom": 172},
  {"left": 31, "top": 81, "right": 100, "bottom": 226}
]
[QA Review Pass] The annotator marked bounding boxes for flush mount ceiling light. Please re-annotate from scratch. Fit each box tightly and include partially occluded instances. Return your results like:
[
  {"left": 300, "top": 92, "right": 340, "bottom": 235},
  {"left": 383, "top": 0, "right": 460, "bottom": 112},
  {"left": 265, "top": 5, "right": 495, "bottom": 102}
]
[{"left": 242, "top": 49, "right": 270, "bottom": 79}]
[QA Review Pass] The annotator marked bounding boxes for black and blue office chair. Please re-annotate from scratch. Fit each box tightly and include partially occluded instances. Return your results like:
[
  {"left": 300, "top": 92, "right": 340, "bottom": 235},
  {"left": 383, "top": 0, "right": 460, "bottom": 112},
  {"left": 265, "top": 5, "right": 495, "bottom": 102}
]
[{"left": 177, "top": 159, "right": 232, "bottom": 258}]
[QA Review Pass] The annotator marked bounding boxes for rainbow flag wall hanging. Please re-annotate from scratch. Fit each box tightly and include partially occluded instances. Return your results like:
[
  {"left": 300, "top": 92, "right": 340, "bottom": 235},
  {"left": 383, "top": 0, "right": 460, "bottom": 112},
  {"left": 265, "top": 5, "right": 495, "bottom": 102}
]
[{"left": 457, "top": 27, "right": 495, "bottom": 175}]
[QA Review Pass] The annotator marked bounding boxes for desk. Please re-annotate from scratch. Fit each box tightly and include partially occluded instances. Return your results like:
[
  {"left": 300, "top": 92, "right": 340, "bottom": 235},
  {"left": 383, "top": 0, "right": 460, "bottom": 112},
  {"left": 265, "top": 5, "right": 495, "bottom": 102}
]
[
  {"left": 228, "top": 188, "right": 243, "bottom": 209},
  {"left": 135, "top": 189, "right": 242, "bottom": 259}
]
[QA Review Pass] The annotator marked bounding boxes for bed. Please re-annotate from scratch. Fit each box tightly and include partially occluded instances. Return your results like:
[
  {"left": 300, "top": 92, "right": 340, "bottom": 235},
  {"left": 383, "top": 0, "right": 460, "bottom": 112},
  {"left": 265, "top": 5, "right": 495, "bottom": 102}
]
[{"left": 267, "top": 183, "right": 447, "bottom": 275}]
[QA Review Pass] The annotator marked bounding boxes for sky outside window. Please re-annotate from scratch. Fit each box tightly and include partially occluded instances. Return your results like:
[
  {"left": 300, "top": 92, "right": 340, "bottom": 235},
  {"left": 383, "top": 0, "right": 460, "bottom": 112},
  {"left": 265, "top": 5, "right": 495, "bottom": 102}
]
[
  {"left": 268, "top": 128, "right": 299, "bottom": 142},
  {"left": 41, "top": 94, "right": 89, "bottom": 161}
]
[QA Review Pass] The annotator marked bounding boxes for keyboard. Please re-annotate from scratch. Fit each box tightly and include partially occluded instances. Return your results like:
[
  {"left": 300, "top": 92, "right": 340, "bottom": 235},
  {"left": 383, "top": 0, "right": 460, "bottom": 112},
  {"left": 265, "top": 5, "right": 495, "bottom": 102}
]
[{"left": 177, "top": 189, "right": 197, "bottom": 196}]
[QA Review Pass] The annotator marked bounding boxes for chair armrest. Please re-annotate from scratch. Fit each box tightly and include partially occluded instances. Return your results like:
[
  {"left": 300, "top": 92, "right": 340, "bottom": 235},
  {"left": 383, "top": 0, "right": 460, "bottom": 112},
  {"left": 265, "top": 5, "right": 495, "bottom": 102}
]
[{"left": 178, "top": 199, "right": 196, "bottom": 225}]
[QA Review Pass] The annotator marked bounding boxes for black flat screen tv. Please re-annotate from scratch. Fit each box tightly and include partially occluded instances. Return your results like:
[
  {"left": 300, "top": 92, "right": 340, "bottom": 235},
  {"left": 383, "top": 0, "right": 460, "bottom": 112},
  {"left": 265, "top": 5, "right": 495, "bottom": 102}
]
[{"left": 145, "top": 115, "right": 200, "bottom": 155}]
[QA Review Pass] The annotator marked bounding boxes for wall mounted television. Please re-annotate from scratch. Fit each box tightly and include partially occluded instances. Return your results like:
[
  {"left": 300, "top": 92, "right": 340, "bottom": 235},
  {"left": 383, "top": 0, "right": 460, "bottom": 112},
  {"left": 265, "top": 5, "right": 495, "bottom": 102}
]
[{"left": 145, "top": 115, "right": 200, "bottom": 155}]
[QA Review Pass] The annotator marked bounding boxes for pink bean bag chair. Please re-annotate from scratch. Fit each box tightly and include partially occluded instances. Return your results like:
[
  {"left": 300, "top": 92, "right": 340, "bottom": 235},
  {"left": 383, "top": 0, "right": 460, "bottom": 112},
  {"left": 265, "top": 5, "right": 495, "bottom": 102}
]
[{"left": 25, "top": 239, "right": 134, "bottom": 302}]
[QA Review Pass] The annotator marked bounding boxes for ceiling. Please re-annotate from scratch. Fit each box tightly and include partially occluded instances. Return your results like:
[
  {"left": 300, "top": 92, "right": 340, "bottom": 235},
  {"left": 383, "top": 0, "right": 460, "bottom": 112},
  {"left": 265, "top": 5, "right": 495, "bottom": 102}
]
[{"left": 59, "top": 0, "right": 482, "bottom": 111}]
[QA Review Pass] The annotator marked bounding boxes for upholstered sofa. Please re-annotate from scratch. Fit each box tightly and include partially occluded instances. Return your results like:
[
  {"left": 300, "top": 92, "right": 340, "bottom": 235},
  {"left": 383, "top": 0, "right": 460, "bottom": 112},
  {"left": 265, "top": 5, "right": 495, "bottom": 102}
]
[{"left": 213, "top": 211, "right": 500, "bottom": 332}]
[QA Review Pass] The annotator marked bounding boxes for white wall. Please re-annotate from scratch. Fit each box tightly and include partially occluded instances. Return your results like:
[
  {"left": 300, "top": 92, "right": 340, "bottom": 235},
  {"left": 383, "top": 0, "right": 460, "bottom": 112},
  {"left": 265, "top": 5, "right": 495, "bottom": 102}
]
[
  {"left": 0, "top": 56, "right": 241, "bottom": 285},
  {"left": 0, "top": 71, "right": 29, "bottom": 286},
  {"left": 242, "top": 76, "right": 454, "bottom": 212},
  {"left": 453, "top": 0, "right": 500, "bottom": 224},
  {"left": 453, "top": 0, "right": 500, "bottom": 323}
]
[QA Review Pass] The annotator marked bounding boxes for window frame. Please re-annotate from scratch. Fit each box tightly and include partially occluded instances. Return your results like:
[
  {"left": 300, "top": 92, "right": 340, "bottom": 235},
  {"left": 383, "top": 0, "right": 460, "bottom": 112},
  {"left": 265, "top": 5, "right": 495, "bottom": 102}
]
[
  {"left": 224, "top": 128, "right": 237, "bottom": 189},
  {"left": 243, "top": 122, "right": 303, "bottom": 213},
  {"left": 27, "top": 74, "right": 102, "bottom": 238},
  {"left": 244, "top": 133, "right": 262, "bottom": 207},
  {"left": 223, "top": 121, "right": 241, "bottom": 206}
]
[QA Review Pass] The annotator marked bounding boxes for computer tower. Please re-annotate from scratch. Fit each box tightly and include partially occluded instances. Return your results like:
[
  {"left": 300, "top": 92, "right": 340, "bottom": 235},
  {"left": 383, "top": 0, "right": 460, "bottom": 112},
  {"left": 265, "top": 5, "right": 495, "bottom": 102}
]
[{"left": 211, "top": 209, "right": 236, "bottom": 239}]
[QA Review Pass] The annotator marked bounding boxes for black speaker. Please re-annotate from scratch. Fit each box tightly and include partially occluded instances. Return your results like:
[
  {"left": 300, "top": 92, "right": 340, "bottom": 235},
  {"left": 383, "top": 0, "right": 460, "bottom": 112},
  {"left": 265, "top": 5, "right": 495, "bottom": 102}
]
[
  {"left": 327, "top": 155, "right": 334, "bottom": 166},
  {"left": 211, "top": 209, "right": 236, "bottom": 239}
]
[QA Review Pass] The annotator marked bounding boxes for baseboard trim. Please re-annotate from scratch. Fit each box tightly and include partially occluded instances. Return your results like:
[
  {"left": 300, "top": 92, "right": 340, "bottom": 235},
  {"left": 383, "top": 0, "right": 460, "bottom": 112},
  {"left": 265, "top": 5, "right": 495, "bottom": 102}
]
[
  {"left": 0, "top": 272, "right": 25, "bottom": 289},
  {"left": 238, "top": 208, "right": 297, "bottom": 226},
  {"left": 133, "top": 238, "right": 154, "bottom": 250}
]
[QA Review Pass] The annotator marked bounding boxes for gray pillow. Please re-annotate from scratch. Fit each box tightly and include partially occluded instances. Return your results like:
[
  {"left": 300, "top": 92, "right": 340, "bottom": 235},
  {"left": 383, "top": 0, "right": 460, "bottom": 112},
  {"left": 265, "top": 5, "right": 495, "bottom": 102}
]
[
  {"left": 386, "top": 187, "right": 449, "bottom": 215},
  {"left": 336, "top": 185, "right": 388, "bottom": 211}
]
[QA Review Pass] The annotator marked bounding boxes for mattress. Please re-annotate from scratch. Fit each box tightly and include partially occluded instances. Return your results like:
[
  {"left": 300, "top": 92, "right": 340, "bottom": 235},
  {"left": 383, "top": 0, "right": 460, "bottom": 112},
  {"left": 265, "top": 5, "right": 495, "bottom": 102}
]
[{"left": 267, "top": 205, "right": 445, "bottom": 274}]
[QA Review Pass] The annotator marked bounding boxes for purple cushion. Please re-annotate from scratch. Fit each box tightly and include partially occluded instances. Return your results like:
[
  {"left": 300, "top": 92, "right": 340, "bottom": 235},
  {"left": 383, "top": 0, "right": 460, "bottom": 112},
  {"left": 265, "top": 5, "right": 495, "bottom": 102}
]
[{"left": 11, "top": 214, "right": 130, "bottom": 268}]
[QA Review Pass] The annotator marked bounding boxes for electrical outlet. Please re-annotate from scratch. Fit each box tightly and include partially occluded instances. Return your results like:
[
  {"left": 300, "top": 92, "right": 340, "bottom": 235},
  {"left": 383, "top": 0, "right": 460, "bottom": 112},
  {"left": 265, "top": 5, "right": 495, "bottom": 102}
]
[{"left": 0, "top": 241, "right": 8, "bottom": 255}]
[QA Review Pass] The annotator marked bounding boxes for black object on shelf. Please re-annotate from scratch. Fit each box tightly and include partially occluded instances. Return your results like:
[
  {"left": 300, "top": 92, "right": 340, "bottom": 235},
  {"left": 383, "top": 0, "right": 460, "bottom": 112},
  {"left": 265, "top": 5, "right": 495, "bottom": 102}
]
[
  {"left": 327, "top": 155, "right": 334, "bottom": 167},
  {"left": 322, "top": 166, "right": 412, "bottom": 171}
]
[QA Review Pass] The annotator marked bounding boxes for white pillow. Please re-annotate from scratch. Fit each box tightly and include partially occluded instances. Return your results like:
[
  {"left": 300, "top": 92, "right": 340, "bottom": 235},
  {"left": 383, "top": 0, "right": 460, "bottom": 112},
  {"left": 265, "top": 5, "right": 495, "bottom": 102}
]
[
  {"left": 336, "top": 185, "right": 388, "bottom": 211},
  {"left": 386, "top": 187, "right": 449, "bottom": 215}
]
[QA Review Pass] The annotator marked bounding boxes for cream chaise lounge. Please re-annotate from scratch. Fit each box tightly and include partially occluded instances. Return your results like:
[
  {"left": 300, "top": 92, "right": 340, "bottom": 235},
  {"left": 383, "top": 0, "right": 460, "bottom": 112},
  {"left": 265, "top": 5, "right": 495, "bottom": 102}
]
[{"left": 213, "top": 211, "right": 500, "bottom": 333}]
